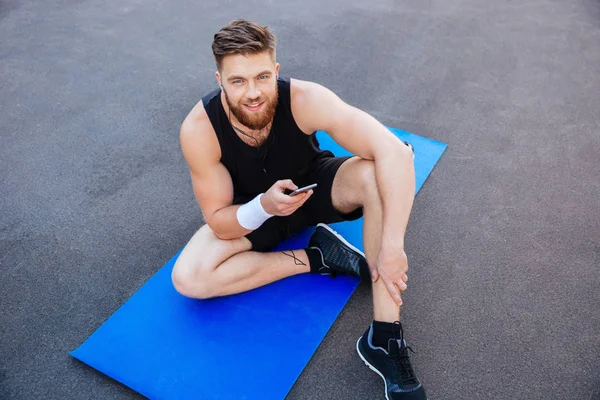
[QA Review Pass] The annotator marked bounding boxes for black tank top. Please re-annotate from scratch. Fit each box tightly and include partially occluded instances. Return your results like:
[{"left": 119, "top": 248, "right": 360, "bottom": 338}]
[{"left": 201, "top": 77, "right": 331, "bottom": 200}]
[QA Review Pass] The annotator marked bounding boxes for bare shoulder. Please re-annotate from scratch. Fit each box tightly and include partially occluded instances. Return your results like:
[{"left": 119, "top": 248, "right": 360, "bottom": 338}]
[
  {"left": 289, "top": 78, "right": 349, "bottom": 134},
  {"left": 289, "top": 78, "right": 324, "bottom": 106},
  {"left": 290, "top": 78, "right": 326, "bottom": 133},
  {"left": 180, "top": 100, "right": 221, "bottom": 165}
]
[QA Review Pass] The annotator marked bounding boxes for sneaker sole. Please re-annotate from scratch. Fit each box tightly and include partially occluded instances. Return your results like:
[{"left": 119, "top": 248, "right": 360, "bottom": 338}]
[
  {"left": 356, "top": 337, "right": 391, "bottom": 400},
  {"left": 315, "top": 223, "right": 366, "bottom": 259},
  {"left": 356, "top": 337, "right": 427, "bottom": 400}
]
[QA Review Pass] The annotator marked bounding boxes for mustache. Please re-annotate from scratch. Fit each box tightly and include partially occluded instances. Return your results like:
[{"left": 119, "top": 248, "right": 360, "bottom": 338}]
[
  {"left": 241, "top": 97, "right": 266, "bottom": 104},
  {"left": 223, "top": 85, "right": 279, "bottom": 131}
]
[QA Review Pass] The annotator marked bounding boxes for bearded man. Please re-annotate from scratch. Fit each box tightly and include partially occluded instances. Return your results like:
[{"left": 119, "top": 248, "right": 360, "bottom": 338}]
[{"left": 173, "top": 19, "right": 427, "bottom": 400}]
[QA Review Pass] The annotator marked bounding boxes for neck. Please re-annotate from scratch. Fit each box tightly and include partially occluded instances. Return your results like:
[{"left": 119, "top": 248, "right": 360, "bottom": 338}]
[
  {"left": 231, "top": 118, "right": 272, "bottom": 138},
  {"left": 232, "top": 122, "right": 271, "bottom": 146}
]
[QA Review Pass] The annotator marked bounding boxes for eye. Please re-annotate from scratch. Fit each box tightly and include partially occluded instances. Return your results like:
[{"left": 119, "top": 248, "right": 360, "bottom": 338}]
[
  {"left": 258, "top": 75, "right": 268, "bottom": 80},
  {"left": 233, "top": 79, "right": 243, "bottom": 84}
]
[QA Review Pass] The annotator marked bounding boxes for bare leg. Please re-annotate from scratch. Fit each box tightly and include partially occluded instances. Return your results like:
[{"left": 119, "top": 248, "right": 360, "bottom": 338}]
[
  {"left": 332, "top": 157, "right": 428, "bottom": 400},
  {"left": 332, "top": 158, "right": 402, "bottom": 323},
  {"left": 172, "top": 224, "right": 309, "bottom": 299},
  {"left": 363, "top": 187, "right": 402, "bottom": 323}
]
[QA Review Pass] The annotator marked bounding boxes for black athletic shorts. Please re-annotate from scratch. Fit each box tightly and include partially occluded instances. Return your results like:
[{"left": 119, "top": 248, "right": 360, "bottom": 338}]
[{"left": 234, "top": 156, "right": 363, "bottom": 252}]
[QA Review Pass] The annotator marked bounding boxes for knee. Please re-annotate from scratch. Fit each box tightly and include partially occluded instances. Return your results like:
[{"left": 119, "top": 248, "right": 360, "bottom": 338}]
[
  {"left": 356, "top": 160, "right": 378, "bottom": 197},
  {"left": 171, "top": 252, "right": 217, "bottom": 299}
]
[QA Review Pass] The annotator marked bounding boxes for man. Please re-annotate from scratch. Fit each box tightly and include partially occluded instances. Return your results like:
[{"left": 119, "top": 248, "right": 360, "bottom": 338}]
[{"left": 173, "top": 19, "right": 427, "bottom": 400}]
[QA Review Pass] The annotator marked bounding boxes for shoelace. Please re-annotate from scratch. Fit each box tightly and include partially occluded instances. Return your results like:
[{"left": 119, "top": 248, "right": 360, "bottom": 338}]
[
  {"left": 391, "top": 343, "right": 418, "bottom": 385},
  {"left": 390, "top": 321, "right": 419, "bottom": 386}
]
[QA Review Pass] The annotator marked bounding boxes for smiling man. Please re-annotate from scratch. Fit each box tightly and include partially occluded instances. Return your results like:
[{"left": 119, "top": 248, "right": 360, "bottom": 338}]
[{"left": 173, "top": 19, "right": 427, "bottom": 400}]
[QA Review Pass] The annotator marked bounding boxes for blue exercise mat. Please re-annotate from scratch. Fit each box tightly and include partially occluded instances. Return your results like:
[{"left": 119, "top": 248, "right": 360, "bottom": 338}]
[{"left": 70, "top": 128, "right": 446, "bottom": 400}]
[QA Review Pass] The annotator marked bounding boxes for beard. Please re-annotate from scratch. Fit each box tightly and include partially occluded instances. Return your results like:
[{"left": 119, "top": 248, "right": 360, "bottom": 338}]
[{"left": 224, "top": 85, "right": 278, "bottom": 131}]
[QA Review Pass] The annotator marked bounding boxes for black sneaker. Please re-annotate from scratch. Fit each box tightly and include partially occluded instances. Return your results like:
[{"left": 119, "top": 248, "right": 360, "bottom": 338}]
[
  {"left": 356, "top": 322, "right": 427, "bottom": 400},
  {"left": 307, "top": 223, "right": 370, "bottom": 279}
]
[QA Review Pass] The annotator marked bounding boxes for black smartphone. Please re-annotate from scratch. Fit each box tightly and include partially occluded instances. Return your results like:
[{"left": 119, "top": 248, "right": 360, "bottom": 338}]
[{"left": 288, "top": 183, "right": 317, "bottom": 196}]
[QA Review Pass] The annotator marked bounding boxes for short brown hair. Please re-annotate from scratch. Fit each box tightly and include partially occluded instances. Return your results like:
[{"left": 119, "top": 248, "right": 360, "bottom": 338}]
[{"left": 212, "top": 19, "right": 277, "bottom": 71}]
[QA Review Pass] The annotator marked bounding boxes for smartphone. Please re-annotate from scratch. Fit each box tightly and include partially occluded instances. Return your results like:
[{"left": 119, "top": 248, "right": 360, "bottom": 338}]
[{"left": 288, "top": 183, "right": 317, "bottom": 196}]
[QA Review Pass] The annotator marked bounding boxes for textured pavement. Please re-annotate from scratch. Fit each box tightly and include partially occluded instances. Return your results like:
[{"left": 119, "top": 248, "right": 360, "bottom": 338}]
[{"left": 1, "top": 1, "right": 599, "bottom": 399}]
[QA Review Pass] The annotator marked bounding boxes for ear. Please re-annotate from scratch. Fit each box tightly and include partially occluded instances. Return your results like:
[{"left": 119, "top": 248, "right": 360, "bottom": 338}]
[
  {"left": 215, "top": 71, "right": 222, "bottom": 87},
  {"left": 275, "top": 63, "right": 280, "bottom": 79}
]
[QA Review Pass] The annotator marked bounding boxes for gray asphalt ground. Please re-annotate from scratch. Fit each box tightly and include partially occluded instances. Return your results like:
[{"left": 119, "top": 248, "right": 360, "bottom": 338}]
[{"left": 2, "top": 1, "right": 599, "bottom": 399}]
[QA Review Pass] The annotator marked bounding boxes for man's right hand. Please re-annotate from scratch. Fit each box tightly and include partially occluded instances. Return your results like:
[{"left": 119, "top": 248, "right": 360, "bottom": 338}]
[{"left": 261, "top": 179, "right": 313, "bottom": 216}]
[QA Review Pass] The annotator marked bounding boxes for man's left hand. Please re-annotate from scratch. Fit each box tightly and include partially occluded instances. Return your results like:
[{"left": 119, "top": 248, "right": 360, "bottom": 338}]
[{"left": 374, "top": 245, "right": 409, "bottom": 306}]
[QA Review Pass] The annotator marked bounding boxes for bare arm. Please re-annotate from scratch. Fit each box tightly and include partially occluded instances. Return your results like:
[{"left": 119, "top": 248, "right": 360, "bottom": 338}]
[
  {"left": 292, "top": 80, "right": 414, "bottom": 303},
  {"left": 291, "top": 80, "right": 415, "bottom": 248},
  {"left": 180, "top": 102, "right": 313, "bottom": 240},
  {"left": 180, "top": 105, "right": 251, "bottom": 240}
]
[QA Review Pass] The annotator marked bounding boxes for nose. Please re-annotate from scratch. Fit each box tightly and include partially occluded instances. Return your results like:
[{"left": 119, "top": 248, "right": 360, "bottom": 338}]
[{"left": 246, "top": 82, "right": 261, "bottom": 100}]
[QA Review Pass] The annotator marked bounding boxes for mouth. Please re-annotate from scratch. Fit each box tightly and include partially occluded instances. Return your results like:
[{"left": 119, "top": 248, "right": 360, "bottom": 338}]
[{"left": 243, "top": 101, "right": 265, "bottom": 112}]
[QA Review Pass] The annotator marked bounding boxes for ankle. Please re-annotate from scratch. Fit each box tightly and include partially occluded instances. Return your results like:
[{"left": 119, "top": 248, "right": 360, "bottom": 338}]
[
  {"left": 305, "top": 247, "right": 324, "bottom": 273},
  {"left": 371, "top": 320, "right": 403, "bottom": 349}
]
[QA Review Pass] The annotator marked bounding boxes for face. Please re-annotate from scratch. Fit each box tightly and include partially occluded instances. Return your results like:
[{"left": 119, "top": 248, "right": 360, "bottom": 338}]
[{"left": 217, "top": 51, "right": 280, "bottom": 130}]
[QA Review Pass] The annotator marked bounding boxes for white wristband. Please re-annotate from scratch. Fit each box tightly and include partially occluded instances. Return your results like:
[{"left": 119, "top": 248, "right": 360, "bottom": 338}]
[{"left": 236, "top": 194, "right": 273, "bottom": 230}]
